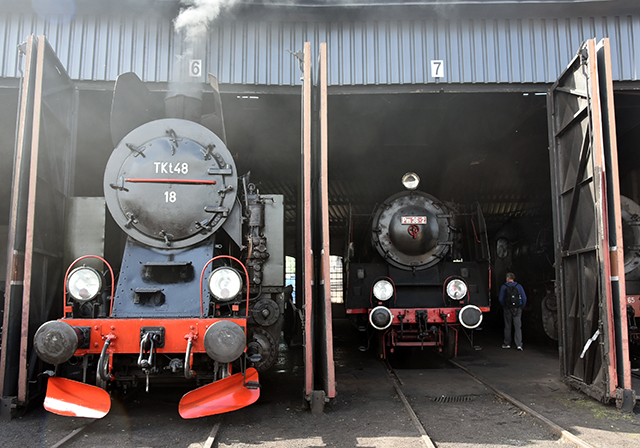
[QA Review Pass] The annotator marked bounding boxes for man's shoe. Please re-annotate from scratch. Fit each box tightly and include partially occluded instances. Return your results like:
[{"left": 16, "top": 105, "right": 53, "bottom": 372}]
[
  {"left": 502, "top": 344, "right": 510, "bottom": 349},
  {"left": 517, "top": 346, "right": 523, "bottom": 351}
]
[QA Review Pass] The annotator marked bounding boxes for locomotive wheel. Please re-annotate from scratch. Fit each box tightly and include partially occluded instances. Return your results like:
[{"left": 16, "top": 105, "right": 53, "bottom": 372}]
[
  {"left": 541, "top": 294, "right": 559, "bottom": 341},
  {"left": 252, "top": 298, "right": 280, "bottom": 327},
  {"left": 247, "top": 327, "right": 277, "bottom": 371}
]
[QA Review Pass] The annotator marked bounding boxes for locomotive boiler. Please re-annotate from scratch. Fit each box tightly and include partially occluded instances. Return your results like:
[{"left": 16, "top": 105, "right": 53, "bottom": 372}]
[
  {"left": 344, "top": 173, "right": 491, "bottom": 359},
  {"left": 32, "top": 73, "right": 286, "bottom": 419}
]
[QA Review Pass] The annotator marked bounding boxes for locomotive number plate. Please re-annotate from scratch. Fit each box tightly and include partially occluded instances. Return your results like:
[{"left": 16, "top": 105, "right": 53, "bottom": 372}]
[{"left": 401, "top": 216, "right": 427, "bottom": 224}]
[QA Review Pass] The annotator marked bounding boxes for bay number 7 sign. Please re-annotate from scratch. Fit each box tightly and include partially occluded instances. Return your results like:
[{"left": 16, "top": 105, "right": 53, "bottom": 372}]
[{"left": 431, "top": 60, "right": 444, "bottom": 79}]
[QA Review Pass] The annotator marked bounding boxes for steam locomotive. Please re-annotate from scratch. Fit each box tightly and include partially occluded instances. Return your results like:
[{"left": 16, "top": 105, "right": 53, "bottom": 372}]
[
  {"left": 32, "top": 73, "right": 286, "bottom": 419},
  {"left": 344, "top": 173, "right": 491, "bottom": 359}
]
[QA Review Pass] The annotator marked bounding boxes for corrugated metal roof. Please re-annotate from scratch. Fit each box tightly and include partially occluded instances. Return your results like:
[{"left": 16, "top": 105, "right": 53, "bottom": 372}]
[{"left": 1, "top": 8, "right": 639, "bottom": 85}]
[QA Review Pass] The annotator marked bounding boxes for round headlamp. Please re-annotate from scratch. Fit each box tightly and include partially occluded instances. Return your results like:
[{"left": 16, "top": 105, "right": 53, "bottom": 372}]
[
  {"left": 372, "top": 279, "right": 394, "bottom": 301},
  {"left": 446, "top": 279, "right": 467, "bottom": 300},
  {"left": 459, "top": 305, "right": 483, "bottom": 329},
  {"left": 208, "top": 267, "right": 243, "bottom": 301},
  {"left": 67, "top": 266, "right": 102, "bottom": 302},
  {"left": 369, "top": 306, "right": 393, "bottom": 330},
  {"left": 401, "top": 172, "right": 420, "bottom": 190}
]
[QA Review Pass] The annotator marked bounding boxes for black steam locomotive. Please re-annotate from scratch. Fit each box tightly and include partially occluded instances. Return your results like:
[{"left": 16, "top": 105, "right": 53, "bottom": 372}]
[
  {"left": 344, "top": 173, "right": 491, "bottom": 359},
  {"left": 32, "top": 73, "right": 286, "bottom": 419}
]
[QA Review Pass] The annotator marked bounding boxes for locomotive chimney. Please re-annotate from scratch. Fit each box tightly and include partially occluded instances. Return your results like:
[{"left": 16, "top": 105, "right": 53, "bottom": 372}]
[
  {"left": 166, "top": 7, "right": 205, "bottom": 121},
  {"left": 165, "top": 44, "right": 203, "bottom": 121},
  {"left": 168, "top": 0, "right": 239, "bottom": 121},
  {"left": 165, "top": 88, "right": 203, "bottom": 122}
]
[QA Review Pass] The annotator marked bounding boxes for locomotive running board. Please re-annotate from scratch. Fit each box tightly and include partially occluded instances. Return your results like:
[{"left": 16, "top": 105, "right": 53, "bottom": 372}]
[
  {"left": 178, "top": 368, "right": 260, "bottom": 419},
  {"left": 44, "top": 377, "right": 111, "bottom": 418}
]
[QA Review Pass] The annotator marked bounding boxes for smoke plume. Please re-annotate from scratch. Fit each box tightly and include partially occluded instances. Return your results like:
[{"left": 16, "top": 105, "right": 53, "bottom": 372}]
[{"left": 174, "top": 0, "right": 239, "bottom": 48}]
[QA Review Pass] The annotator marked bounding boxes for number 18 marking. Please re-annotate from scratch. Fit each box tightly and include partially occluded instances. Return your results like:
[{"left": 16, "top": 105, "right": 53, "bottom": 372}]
[{"left": 164, "top": 191, "right": 177, "bottom": 203}]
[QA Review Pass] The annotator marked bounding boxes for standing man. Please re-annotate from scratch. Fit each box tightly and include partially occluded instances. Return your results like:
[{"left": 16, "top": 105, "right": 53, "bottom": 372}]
[{"left": 498, "top": 272, "right": 527, "bottom": 350}]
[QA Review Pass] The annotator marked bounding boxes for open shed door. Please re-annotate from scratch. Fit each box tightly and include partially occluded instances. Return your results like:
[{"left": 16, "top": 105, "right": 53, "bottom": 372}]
[
  {"left": 299, "top": 42, "right": 336, "bottom": 413},
  {"left": 548, "top": 38, "right": 635, "bottom": 410},
  {"left": 314, "top": 43, "right": 336, "bottom": 408},
  {"left": 0, "top": 35, "right": 76, "bottom": 416},
  {"left": 300, "top": 41, "right": 316, "bottom": 409}
]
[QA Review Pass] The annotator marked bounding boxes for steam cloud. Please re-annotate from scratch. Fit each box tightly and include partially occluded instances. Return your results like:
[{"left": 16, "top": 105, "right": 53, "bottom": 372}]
[
  {"left": 170, "top": 0, "right": 239, "bottom": 97},
  {"left": 174, "top": 0, "right": 239, "bottom": 48}
]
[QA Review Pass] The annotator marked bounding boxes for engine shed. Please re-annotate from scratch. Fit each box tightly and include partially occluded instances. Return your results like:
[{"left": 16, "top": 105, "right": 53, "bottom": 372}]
[{"left": 0, "top": 0, "right": 639, "bottom": 415}]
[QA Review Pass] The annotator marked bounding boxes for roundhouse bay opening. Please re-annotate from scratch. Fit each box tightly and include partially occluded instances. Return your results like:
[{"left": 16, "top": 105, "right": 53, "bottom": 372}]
[
  {"left": 30, "top": 80, "right": 304, "bottom": 418},
  {"left": 327, "top": 89, "right": 554, "bottom": 358},
  {"left": 328, "top": 84, "right": 640, "bottom": 371}
]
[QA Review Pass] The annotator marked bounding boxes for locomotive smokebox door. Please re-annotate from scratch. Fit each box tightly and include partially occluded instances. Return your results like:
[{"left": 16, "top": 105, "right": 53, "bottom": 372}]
[
  {"left": 104, "top": 119, "right": 238, "bottom": 250},
  {"left": 388, "top": 205, "right": 438, "bottom": 255},
  {"left": 372, "top": 191, "right": 453, "bottom": 270}
]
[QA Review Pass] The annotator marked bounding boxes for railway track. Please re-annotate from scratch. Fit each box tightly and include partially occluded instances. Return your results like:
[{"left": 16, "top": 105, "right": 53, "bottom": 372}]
[
  {"left": 41, "top": 384, "right": 225, "bottom": 448},
  {"left": 383, "top": 357, "right": 599, "bottom": 448},
  {"left": 10, "top": 327, "right": 636, "bottom": 448},
  {"left": 47, "top": 412, "right": 223, "bottom": 448},
  {"left": 42, "top": 363, "right": 629, "bottom": 448}
]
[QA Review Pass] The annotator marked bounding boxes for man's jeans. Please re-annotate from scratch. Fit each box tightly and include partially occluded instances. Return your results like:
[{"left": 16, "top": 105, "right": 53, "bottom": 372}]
[{"left": 503, "top": 307, "right": 523, "bottom": 347}]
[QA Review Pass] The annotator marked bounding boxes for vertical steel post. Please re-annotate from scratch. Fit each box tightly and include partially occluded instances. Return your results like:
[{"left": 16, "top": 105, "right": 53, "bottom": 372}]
[
  {"left": 302, "top": 42, "right": 314, "bottom": 400},
  {"left": 596, "top": 38, "right": 634, "bottom": 409},
  {"left": 0, "top": 36, "right": 36, "bottom": 413},
  {"left": 18, "top": 36, "right": 48, "bottom": 403},
  {"left": 318, "top": 43, "right": 336, "bottom": 400}
]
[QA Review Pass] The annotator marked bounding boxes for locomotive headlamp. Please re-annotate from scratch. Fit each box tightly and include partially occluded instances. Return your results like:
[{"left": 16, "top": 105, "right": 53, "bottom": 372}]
[
  {"left": 459, "top": 305, "right": 483, "bottom": 329},
  {"left": 67, "top": 266, "right": 102, "bottom": 302},
  {"left": 208, "top": 267, "right": 243, "bottom": 301},
  {"left": 445, "top": 279, "right": 467, "bottom": 300},
  {"left": 369, "top": 306, "right": 393, "bottom": 330},
  {"left": 401, "top": 172, "right": 420, "bottom": 190},
  {"left": 372, "top": 279, "right": 394, "bottom": 301}
]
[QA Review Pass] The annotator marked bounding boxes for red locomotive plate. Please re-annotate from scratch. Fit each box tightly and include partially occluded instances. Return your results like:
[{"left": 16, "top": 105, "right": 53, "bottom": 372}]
[{"left": 401, "top": 216, "right": 427, "bottom": 224}]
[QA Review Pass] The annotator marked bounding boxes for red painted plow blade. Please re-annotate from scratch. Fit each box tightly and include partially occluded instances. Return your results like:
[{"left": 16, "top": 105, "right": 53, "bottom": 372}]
[
  {"left": 44, "top": 377, "right": 111, "bottom": 418},
  {"left": 179, "top": 368, "right": 260, "bottom": 419}
]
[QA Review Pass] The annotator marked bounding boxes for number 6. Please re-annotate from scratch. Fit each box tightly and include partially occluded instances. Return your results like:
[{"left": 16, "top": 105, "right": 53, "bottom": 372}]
[{"left": 189, "top": 59, "right": 202, "bottom": 77}]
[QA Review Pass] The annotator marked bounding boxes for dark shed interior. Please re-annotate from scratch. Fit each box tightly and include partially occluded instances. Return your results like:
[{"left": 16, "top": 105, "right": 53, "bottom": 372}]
[{"left": 69, "top": 86, "right": 553, "bottom": 250}]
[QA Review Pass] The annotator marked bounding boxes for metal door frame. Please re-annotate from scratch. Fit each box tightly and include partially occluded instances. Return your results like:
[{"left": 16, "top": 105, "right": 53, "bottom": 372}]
[
  {"left": 301, "top": 41, "right": 314, "bottom": 403},
  {"left": 317, "top": 42, "right": 336, "bottom": 403},
  {"left": 547, "top": 38, "right": 634, "bottom": 410},
  {"left": 0, "top": 35, "right": 76, "bottom": 416},
  {"left": 0, "top": 35, "right": 37, "bottom": 415}
]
